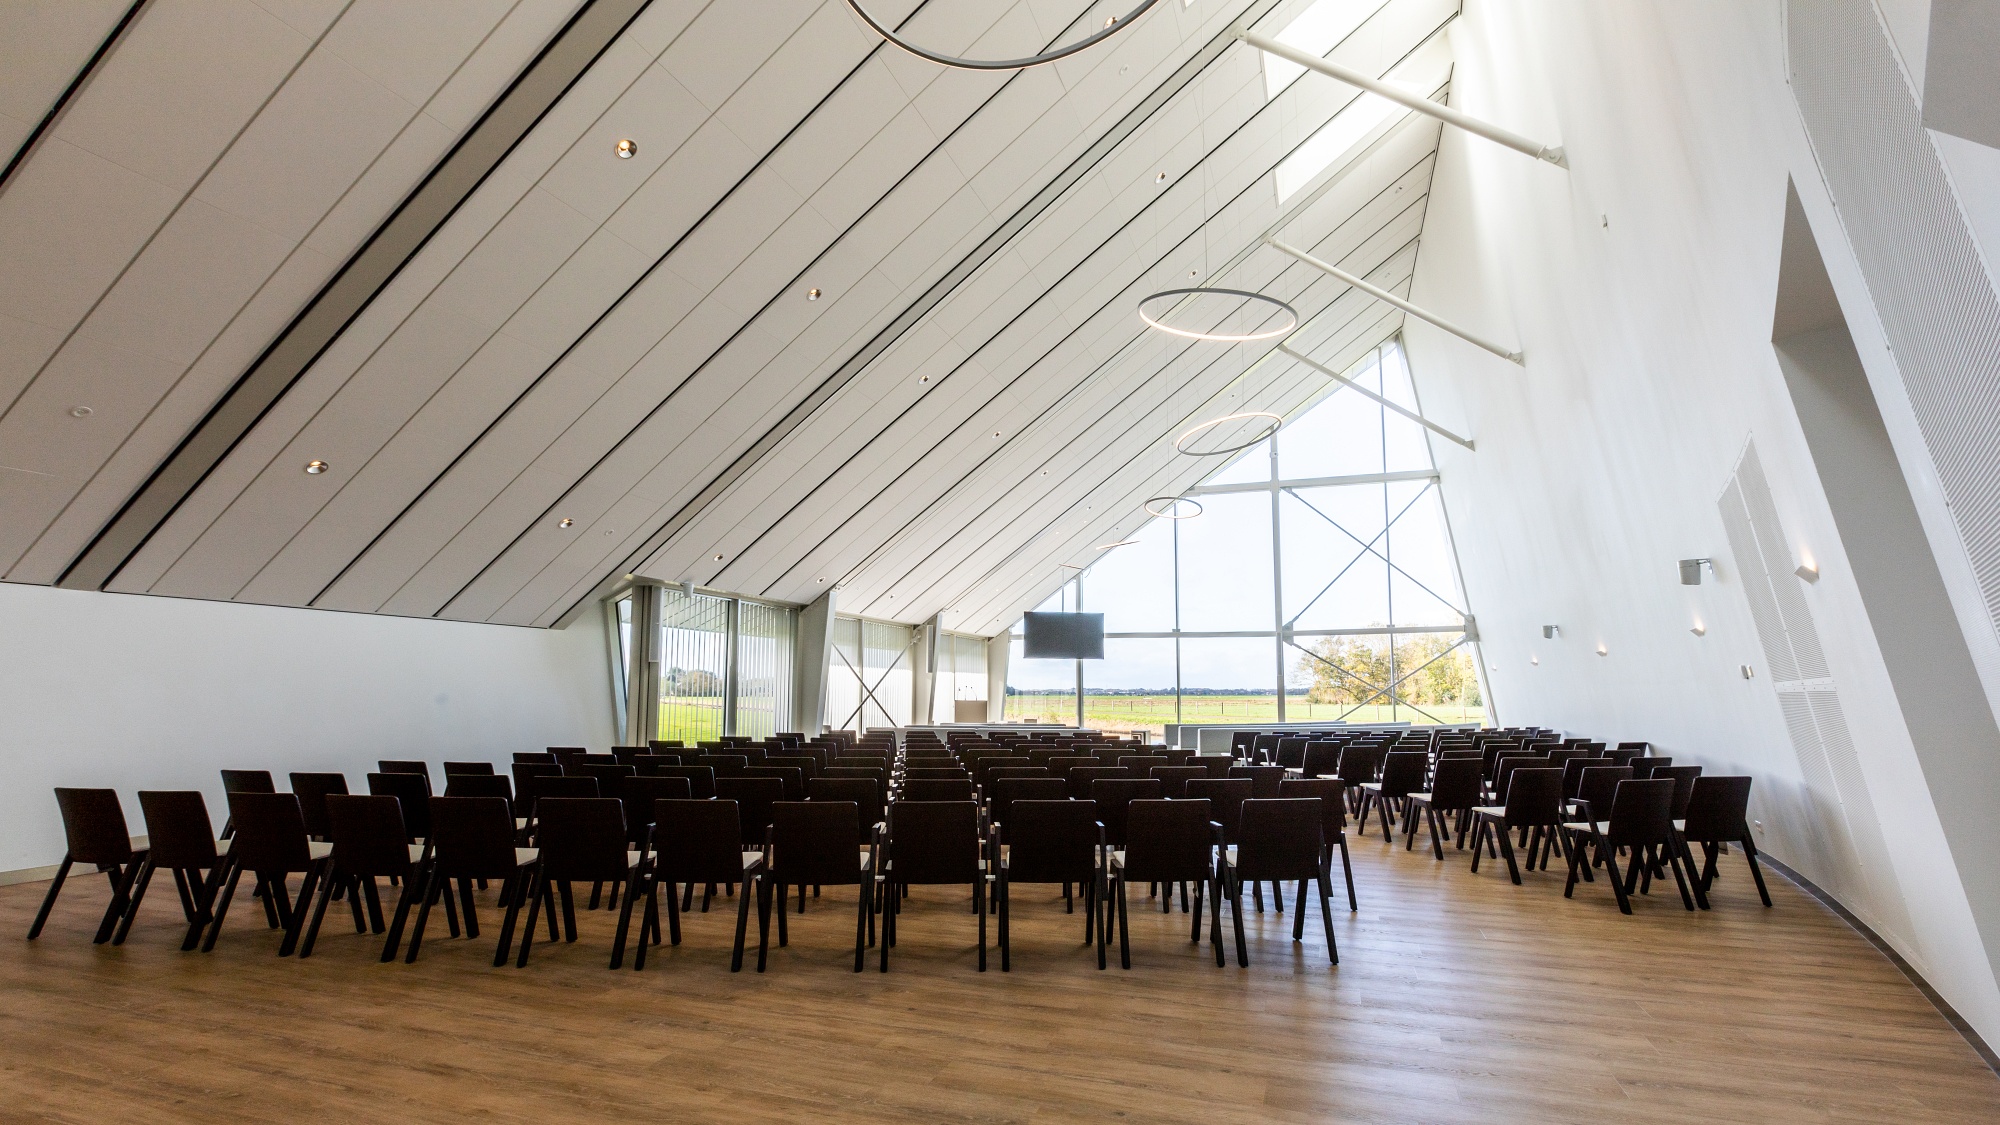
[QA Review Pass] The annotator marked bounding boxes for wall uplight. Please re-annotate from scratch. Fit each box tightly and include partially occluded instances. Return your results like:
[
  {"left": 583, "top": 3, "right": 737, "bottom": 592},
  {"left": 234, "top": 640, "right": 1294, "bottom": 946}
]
[{"left": 1795, "top": 561, "right": 1819, "bottom": 583}]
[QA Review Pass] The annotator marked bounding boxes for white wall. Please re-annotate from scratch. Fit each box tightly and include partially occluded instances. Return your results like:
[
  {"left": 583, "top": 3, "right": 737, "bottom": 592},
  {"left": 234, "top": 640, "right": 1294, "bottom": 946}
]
[
  {"left": 0, "top": 582, "right": 613, "bottom": 873},
  {"left": 1406, "top": 0, "right": 2000, "bottom": 1044}
]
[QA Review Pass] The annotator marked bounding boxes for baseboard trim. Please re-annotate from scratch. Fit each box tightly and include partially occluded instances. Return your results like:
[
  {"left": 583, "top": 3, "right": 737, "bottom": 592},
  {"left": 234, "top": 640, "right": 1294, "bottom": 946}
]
[
  {"left": 0, "top": 862, "right": 65, "bottom": 888},
  {"left": 1762, "top": 854, "right": 2000, "bottom": 1076}
]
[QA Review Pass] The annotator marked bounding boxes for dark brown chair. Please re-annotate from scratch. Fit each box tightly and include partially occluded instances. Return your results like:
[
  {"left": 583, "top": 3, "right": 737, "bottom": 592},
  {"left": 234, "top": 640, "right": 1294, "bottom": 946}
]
[
  {"left": 442, "top": 761, "right": 494, "bottom": 777},
  {"left": 406, "top": 796, "right": 533, "bottom": 965},
  {"left": 715, "top": 777, "right": 784, "bottom": 849},
  {"left": 633, "top": 754, "right": 683, "bottom": 774},
  {"left": 898, "top": 778, "right": 974, "bottom": 803},
  {"left": 1088, "top": 778, "right": 1162, "bottom": 850},
  {"left": 635, "top": 799, "right": 761, "bottom": 971},
  {"left": 1066, "top": 765, "right": 1130, "bottom": 799},
  {"left": 218, "top": 769, "right": 274, "bottom": 839},
  {"left": 514, "top": 752, "right": 557, "bottom": 764},
  {"left": 301, "top": 794, "right": 428, "bottom": 960},
  {"left": 1228, "top": 764, "right": 1285, "bottom": 799},
  {"left": 995, "top": 799, "right": 1104, "bottom": 969},
  {"left": 1222, "top": 799, "right": 1337, "bottom": 966},
  {"left": 810, "top": 778, "right": 887, "bottom": 842},
  {"left": 758, "top": 802, "right": 875, "bottom": 973},
  {"left": 1679, "top": 775, "right": 1770, "bottom": 908},
  {"left": 1273, "top": 739, "right": 1308, "bottom": 769},
  {"left": 1404, "top": 758, "right": 1482, "bottom": 860},
  {"left": 202, "top": 792, "right": 334, "bottom": 956},
  {"left": 29, "top": 788, "right": 146, "bottom": 944},
  {"left": 1469, "top": 768, "right": 1567, "bottom": 884},
  {"left": 569, "top": 762, "right": 636, "bottom": 799},
  {"left": 988, "top": 777, "right": 1066, "bottom": 832},
  {"left": 1355, "top": 751, "right": 1427, "bottom": 839},
  {"left": 378, "top": 760, "right": 431, "bottom": 784},
  {"left": 367, "top": 772, "right": 432, "bottom": 843},
  {"left": 516, "top": 798, "right": 644, "bottom": 968},
  {"left": 443, "top": 772, "right": 513, "bottom": 806},
  {"left": 288, "top": 772, "right": 349, "bottom": 840},
  {"left": 690, "top": 754, "right": 749, "bottom": 777},
  {"left": 1278, "top": 778, "right": 1357, "bottom": 911},
  {"left": 879, "top": 801, "right": 987, "bottom": 971},
  {"left": 744, "top": 765, "right": 805, "bottom": 801},
  {"left": 117, "top": 790, "right": 227, "bottom": 949},
  {"left": 1106, "top": 799, "right": 1220, "bottom": 969},
  {"left": 651, "top": 765, "right": 717, "bottom": 800},
  {"left": 1299, "top": 742, "right": 1342, "bottom": 779},
  {"left": 1563, "top": 778, "right": 1694, "bottom": 913},
  {"left": 1149, "top": 765, "right": 1206, "bottom": 799},
  {"left": 1115, "top": 755, "right": 1168, "bottom": 776}
]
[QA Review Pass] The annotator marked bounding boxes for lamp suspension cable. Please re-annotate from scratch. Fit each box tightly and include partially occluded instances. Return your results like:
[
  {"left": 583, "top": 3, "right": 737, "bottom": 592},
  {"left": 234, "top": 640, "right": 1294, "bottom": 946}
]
[
  {"left": 1235, "top": 27, "right": 1567, "bottom": 167},
  {"left": 1274, "top": 344, "right": 1476, "bottom": 450},
  {"left": 843, "top": 0, "right": 1162, "bottom": 71},
  {"left": 1264, "top": 237, "right": 1524, "bottom": 365}
]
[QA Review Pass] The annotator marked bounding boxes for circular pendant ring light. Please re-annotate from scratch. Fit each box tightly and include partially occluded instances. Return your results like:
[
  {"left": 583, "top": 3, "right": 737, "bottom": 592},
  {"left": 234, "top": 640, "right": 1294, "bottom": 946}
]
[
  {"left": 843, "top": 0, "right": 1162, "bottom": 71},
  {"left": 1144, "top": 496, "right": 1204, "bottom": 520},
  {"left": 1174, "top": 411, "right": 1283, "bottom": 456},
  {"left": 1137, "top": 288, "right": 1299, "bottom": 342}
]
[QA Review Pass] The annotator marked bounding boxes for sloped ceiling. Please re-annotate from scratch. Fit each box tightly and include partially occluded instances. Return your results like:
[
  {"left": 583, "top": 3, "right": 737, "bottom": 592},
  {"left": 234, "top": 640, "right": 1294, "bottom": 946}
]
[{"left": 0, "top": 0, "right": 1457, "bottom": 635}]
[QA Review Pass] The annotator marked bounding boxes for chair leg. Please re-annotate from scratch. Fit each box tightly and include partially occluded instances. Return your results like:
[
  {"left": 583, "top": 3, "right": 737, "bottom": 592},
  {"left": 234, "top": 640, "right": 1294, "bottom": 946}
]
[
  {"left": 756, "top": 877, "right": 773, "bottom": 973},
  {"left": 493, "top": 871, "right": 526, "bottom": 967},
  {"left": 998, "top": 876, "right": 1011, "bottom": 972},
  {"left": 1317, "top": 868, "right": 1338, "bottom": 965},
  {"left": 1230, "top": 872, "right": 1248, "bottom": 967},
  {"left": 1563, "top": 830, "right": 1585, "bottom": 898},
  {"left": 1337, "top": 836, "right": 1357, "bottom": 911},
  {"left": 975, "top": 879, "right": 987, "bottom": 973},
  {"left": 1470, "top": 819, "right": 1486, "bottom": 873},
  {"left": 558, "top": 881, "right": 578, "bottom": 943},
  {"left": 1270, "top": 880, "right": 1284, "bottom": 912},
  {"left": 298, "top": 864, "right": 338, "bottom": 958},
  {"left": 1427, "top": 807, "right": 1447, "bottom": 861},
  {"left": 1601, "top": 844, "right": 1633, "bottom": 915},
  {"left": 406, "top": 872, "right": 441, "bottom": 964},
  {"left": 1742, "top": 838, "right": 1773, "bottom": 906},
  {"left": 1666, "top": 841, "right": 1696, "bottom": 911},
  {"left": 1292, "top": 880, "right": 1307, "bottom": 941},
  {"left": 27, "top": 857, "right": 75, "bottom": 939},
  {"left": 610, "top": 867, "right": 640, "bottom": 970},
  {"left": 1496, "top": 824, "right": 1523, "bottom": 885},
  {"left": 457, "top": 877, "right": 479, "bottom": 939},
  {"left": 111, "top": 858, "right": 158, "bottom": 946},
  {"left": 516, "top": 868, "right": 545, "bottom": 967},
  {"left": 878, "top": 878, "right": 892, "bottom": 973},
  {"left": 776, "top": 882, "right": 789, "bottom": 947},
  {"left": 730, "top": 871, "right": 753, "bottom": 973},
  {"left": 201, "top": 863, "right": 245, "bottom": 952},
  {"left": 92, "top": 863, "right": 138, "bottom": 945},
  {"left": 279, "top": 863, "right": 324, "bottom": 957},
  {"left": 1188, "top": 874, "right": 1204, "bottom": 943},
  {"left": 1115, "top": 875, "right": 1132, "bottom": 970}
]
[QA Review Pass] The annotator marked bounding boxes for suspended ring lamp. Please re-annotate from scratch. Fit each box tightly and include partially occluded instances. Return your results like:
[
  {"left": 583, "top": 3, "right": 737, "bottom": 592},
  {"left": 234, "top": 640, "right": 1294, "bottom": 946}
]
[
  {"left": 1174, "top": 411, "right": 1282, "bottom": 456},
  {"left": 1143, "top": 496, "right": 1204, "bottom": 520},
  {"left": 843, "top": 0, "right": 1162, "bottom": 71},
  {"left": 1137, "top": 288, "right": 1299, "bottom": 342}
]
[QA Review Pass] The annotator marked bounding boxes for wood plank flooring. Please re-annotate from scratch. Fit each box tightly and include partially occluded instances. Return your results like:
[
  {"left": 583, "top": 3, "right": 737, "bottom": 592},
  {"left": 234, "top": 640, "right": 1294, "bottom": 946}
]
[{"left": 2, "top": 826, "right": 1995, "bottom": 1123}]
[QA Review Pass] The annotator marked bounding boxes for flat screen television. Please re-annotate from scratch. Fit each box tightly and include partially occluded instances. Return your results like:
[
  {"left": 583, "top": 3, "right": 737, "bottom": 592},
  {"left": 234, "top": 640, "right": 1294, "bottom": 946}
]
[{"left": 1022, "top": 612, "right": 1104, "bottom": 659}]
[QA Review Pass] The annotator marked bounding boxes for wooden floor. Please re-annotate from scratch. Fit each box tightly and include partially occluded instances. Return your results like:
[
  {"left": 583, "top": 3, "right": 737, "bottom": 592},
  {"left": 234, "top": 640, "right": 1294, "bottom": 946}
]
[{"left": 3, "top": 827, "right": 1996, "bottom": 1124}]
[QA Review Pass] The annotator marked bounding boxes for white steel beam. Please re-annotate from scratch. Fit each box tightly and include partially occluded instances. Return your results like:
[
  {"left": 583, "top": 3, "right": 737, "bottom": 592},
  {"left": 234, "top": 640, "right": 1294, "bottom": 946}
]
[
  {"left": 1266, "top": 237, "right": 1523, "bottom": 364},
  {"left": 1274, "top": 344, "right": 1476, "bottom": 450}
]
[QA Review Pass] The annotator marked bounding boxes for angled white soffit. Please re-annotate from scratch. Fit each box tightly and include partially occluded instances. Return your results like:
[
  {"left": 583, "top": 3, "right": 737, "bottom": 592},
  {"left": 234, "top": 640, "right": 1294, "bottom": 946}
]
[{"left": 1, "top": 0, "right": 1461, "bottom": 635}]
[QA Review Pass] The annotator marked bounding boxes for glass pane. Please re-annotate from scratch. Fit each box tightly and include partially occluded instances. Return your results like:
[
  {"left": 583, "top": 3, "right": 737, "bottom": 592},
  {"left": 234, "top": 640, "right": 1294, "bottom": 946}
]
[
  {"left": 1288, "top": 631, "right": 1483, "bottom": 724},
  {"left": 1082, "top": 515, "right": 1175, "bottom": 633},
  {"left": 861, "top": 620, "right": 913, "bottom": 730},
  {"left": 1278, "top": 350, "right": 1388, "bottom": 480},
  {"left": 948, "top": 633, "right": 988, "bottom": 722},
  {"left": 1175, "top": 491, "right": 1274, "bottom": 632},
  {"left": 735, "top": 601, "right": 793, "bottom": 739},
  {"left": 1282, "top": 484, "right": 1389, "bottom": 629},
  {"left": 1199, "top": 439, "right": 1272, "bottom": 486},
  {"left": 828, "top": 615, "right": 863, "bottom": 734},
  {"left": 1177, "top": 636, "right": 1280, "bottom": 723},
  {"left": 1005, "top": 634, "right": 1073, "bottom": 724},
  {"left": 1083, "top": 637, "right": 1178, "bottom": 735},
  {"left": 658, "top": 588, "right": 728, "bottom": 744},
  {"left": 1384, "top": 483, "right": 1465, "bottom": 626},
  {"left": 1391, "top": 632, "right": 1485, "bottom": 724}
]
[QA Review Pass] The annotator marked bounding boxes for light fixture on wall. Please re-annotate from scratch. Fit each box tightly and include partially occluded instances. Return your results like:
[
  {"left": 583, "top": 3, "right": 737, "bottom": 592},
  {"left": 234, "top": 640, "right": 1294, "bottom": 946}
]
[
  {"left": 841, "top": 0, "right": 1159, "bottom": 70},
  {"left": 1542, "top": 625, "right": 1560, "bottom": 639},
  {"left": 1679, "top": 558, "right": 1713, "bottom": 585},
  {"left": 1173, "top": 411, "right": 1282, "bottom": 456},
  {"left": 1530, "top": 655, "right": 1539, "bottom": 666},
  {"left": 1144, "top": 496, "right": 1204, "bottom": 520},
  {"left": 1741, "top": 664, "right": 1755, "bottom": 679},
  {"left": 1596, "top": 643, "right": 1608, "bottom": 657},
  {"left": 1795, "top": 560, "right": 1819, "bottom": 583},
  {"left": 1138, "top": 288, "right": 1298, "bottom": 341},
  {"left": 1690, "top": 621, "right": 1706, "bottom": 636}
]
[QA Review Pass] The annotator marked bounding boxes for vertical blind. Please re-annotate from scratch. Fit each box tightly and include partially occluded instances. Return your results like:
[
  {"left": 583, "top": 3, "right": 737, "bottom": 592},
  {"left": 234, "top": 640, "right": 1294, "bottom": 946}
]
[
  {"left": 657, "top": 586, "right": 730, "bottom": 744},
  {"left": 734, "top": 599, "right": 795, "bottom": 739},
  {"left": 826, "top": 615, "right": 914, "bottom": 732}
]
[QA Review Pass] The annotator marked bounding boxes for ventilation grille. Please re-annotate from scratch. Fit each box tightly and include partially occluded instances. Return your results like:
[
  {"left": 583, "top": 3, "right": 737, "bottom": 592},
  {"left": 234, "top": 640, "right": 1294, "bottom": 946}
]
[{"left": 1789, "top": 0, "right": 2000, "bottom": 651}]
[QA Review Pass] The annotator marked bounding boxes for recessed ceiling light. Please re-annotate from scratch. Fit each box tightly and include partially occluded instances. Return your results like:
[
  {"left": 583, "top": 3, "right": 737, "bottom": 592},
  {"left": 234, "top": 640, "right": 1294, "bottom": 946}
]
[
  {"left": 807, "top": 287, "right": 821, "bottom": 301},
  {"left": 559, "top": 518, "right": 574, "bottom": 528},
  {"left": 817, "top": 577, "right": 826, "bottom": 584},
  {"left": 1188, "top": 268, "right": 1199, "bottom": 277},
  {"left": 1155, "top": 171, "right": 1167, "bottom": 183},
  {"left": 304, "top": 460, "right": 328, "bottom": 475},
  {"left": 616, "top": 138, "right": 638, "bottom": 159},
  {"left": 69, "top": 406, "right": 92, "bottom": 418},
  {"left": 714, "top": 553, "right": 725, "bottom": 561},
  {"left": 1105, "top": 15, "right": 1117, "bottom": 27},
  {"left": 919, "top": 374, "right": 930, "bottom": 384},
  {"left": 993, "top": 431, "right": 1002, "bottom": 438}
]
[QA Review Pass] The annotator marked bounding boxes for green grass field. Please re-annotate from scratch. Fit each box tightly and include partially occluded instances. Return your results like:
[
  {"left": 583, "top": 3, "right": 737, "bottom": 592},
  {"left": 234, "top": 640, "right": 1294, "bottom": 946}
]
[{"left": 1008, "top": 693, "right": 1486, "bottom": 733}]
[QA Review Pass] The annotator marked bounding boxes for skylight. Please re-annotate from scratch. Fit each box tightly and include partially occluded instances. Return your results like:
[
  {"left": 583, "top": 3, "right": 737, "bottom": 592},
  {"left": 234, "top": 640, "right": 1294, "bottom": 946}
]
[{"left": 1261, "top": 0, "right": 1393, "bottom": 100}]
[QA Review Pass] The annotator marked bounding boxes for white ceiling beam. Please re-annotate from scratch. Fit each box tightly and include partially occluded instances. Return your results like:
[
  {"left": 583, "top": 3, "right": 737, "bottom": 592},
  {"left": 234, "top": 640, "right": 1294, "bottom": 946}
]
[{"left": 1265, "top": 235, "right": 1522, "bottom": 364}]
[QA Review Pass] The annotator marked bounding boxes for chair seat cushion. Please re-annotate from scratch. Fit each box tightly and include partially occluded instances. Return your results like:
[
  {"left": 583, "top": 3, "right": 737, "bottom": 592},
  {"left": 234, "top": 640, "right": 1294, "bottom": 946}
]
[
  {"left": 1358, "top": 783, "right": 1382, "bottom": 793},
  {"left": 1471, "top": 806, "right": 1505, "bottom": 818},
  {"left": 1407, "top": 792, "right": 1432, "bottom": 804},
  {"left": 308, "top": 841, "right": 335, "bottom": 860},
  {"left": 517, "top": 848, "right": 539, "bottom": 864},
  {"left": 407, "top": 844, "right": 427, "bottom": 862},
  {"left": 743, "top": 852, "right": 763, "bottom": 870},
  {"left": 1562, "top": 821, "right": 1608, "bottom": 834}
]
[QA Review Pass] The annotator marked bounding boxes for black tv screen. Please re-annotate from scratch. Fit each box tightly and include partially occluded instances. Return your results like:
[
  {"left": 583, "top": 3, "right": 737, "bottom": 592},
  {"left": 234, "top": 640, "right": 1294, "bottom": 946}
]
[{"left": 1023, "top": 612, "right": 1104, "bottom": 659}]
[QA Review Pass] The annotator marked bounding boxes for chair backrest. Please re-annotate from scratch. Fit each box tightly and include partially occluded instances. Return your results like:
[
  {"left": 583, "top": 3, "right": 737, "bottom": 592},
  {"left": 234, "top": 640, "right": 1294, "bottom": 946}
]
[
  {"left": 1251, "top": 734, "right": 1282, "bottom": 761},
  {"left": 1228, "top": 764, "right": 1286, "bottom": 799},
  {"left": 1065, "top": 766, "right": 1129, "bottom": 798},
  {"left": 428, "top": 796, "right": 522, "bottom": 879},
  {"left": 1421, "top": 758, "right": 1481, "bottom": 809},
  {"left": 715, "top": 776, "right": 785, "bottom": 845},
  {"left": 1680, "top": 775, "right": 1754, "bottom": 841},
  {"left": 1121, "top": 799, "right": 1215, "bottom": 882},
  {"left": 649, "top": 766, "right": 716, "bottom": 800},
  {"left": 1003, "top": 800, "right": 1099, "bottom": 884},
  {"left": 514, "top": 752, "right": 557, "bottom": 764},
  {"left": 442, "top": 761, "right": 495, "bottom": 776},
  {"left": 1335, "top": 747, "right": 1380, "bottom": 785},
  {"left": 611, "top": 746, "right": 647, "bottom": 764},
  {"left": 1500, "top": 768, "right": 1564, "bottom": 826},
  {"left": 1299, "top": 742, "right": 1341, "bottom": 778},
  {"left": 1603, "top": 778, "right": 1678, "bottom": 847},
  {"left": 522, "top": 774, "right": 598, "bottom": 820},
  {"left": 378, "top": 760, "right": 431, "bottom": 783},
  {"left": 1276, "top": 777, "right": 1347, "bottom": 839},
  {"left": 443, "top": 772, "right": 513, "bottom": 808},
  {"left": 1603, "top": 748, "right": 1640, "bottom": 766},
  {"left": 225, "top": 792, "right": 313, "bottom": 873},
  {"left": 534, "top": 798, "right": 630, "bottom": 881},
  {"left": 1088, "top": 778, "right": 1163, "bottom": 845},
  {"left": 289, "top": 773, "right": 349, "bottom": 839},
  {"left": 1492, "top": 755, "right": 1550, "bottom": 800},
  {"left": 618, "top": 776, "right": 694, "bottom": 841},
  {"left": 1116, "top": 755, "right": 1169, "bottom": 776},
  {"left": 325, "top": 794, "right": 416, "bottom": 878},
  {"left": 136, "top": 791, "right": 220, "bottom": 867},
  {"left": 905, "top": 766, "right": 970, "bottom": 780},
  {"left": 808, "top": 777, "right": 885, "bottom": 839},
  {"left": 887, "top": 801, "right": 982, "bottom": 885},
  {"left": 743, "top": 766, "right": 805, "bottom": 801},
  {"left": 367, "top": 772, "right": 432, "bottom": 840},
  {"left": 1574, "top": 766, "right": 1634, "bottom": 823},
  {"left": 1273, "top": 739, "right": 1308, "bottom": 769},
  {"left": 833, "top": 755, "right": 889, "bottom": 771},
  {"left": 52, "top": 788, "right": 133, "bottom": 865},
  {"left": 220, "top": 769, "right": 276, "bottom": 795},
  {"left": 1377, "top": 751, "right": 1428, "bottom": 799},
  {"left": 568, "top": 762, "right": 635, "bottom": 799},
  {"left": 632, "top": 753, "right": 682, "bottom": 774},
  {"left": 647, "top": 740, "right": 685, "bottom": 752},
  {"left": 1147, "top": 765, "right": 1205, "bottom": 799},
  {"left": 1653, "top": 765, "right": 1702, "bottom": 818},
  {"left": 1233, "top": 798, "right": 1325, "bottom": 881},
  {"left": 1230, "top": 731, "right": 1258, "bottom": 757},
  {"left": 989, "top": 777, "right": 1067, "bottom": 826},
  {"left": 769, "top": 801, "right": 865, "bottom": 886},
  {"left": 1560, "top": 756, "right": 1610, "bottom": 799},
  {"left": 690, "top": 754, "right": 749, "bottom": 777},
  {"left": 1627, "top": 756, "right": 1673, "bottom": 780},
  {"left": 1184, "top": 778, "right": 1252, "bottom": 843},
  {"left": 898, "top": 778, "right": 975, "bottom": 802},
  {"left": 510, "top": 763, "right": 562, "bottom": 795},
  {"left": 821, "top": 767, "right": 886, "bottom": 790},
  {"left": 651, "top": 799, "right": 748, "bottom": 884}
]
